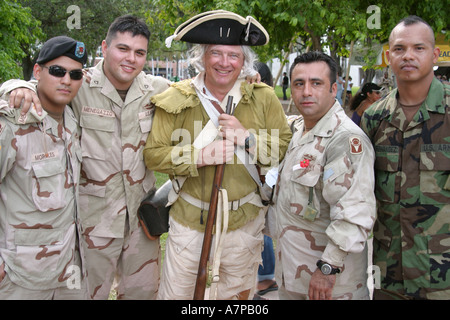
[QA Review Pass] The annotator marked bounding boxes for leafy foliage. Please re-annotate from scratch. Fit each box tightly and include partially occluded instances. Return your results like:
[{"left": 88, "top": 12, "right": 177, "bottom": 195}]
[
  {"left": 150, "top": 0, "right": 448, "bottom": 66},
  {"left": 0, "top": 0, "right": 43, "bottom": 81},
  {"left": 2, "top": 0, "right": 448, "bottom": 82}
]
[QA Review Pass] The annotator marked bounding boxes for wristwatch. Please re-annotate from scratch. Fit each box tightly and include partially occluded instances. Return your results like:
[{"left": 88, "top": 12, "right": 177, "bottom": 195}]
[
  {"left": 244, "top": 132, "right": 256, "bottom": 150},
  {"left": 316, "top": 260, "right": 341, "bottom": 275}
]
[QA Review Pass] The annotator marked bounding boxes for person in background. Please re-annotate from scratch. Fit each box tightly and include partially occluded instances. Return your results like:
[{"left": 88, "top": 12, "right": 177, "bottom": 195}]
[
  {"left": 336, "top": 70, "right": 344, "bottom": 105},
  {"left": 282, "top": 72, "right": 289, "bottom": 100},
  {"left": 345, "top": 76, "right": 353, "bottom": 105},
  {"left": 349, "top": 82, "right": 382, "bottom": 126}
]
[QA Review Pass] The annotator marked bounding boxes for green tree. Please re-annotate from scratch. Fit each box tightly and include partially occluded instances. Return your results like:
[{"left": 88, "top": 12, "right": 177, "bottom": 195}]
[
  {"left": 0, "top": 0, "right": 43, "bottom": 82},
  {"left": 150, "top": 0, "right": 448, "bottom": 65},
  {"left": 17, "top": 0, "right": 152, "bottom": 79}
]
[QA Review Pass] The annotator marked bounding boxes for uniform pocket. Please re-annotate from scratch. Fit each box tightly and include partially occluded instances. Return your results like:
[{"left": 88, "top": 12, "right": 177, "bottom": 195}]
[
  {"left": 79, "top": 108, "right": 115, "bottom": 132},
  {"left": 138, "top": 109, "right": 154, "bottom": 133},
  {"left": 31, "top": 158, "right": 66, "bottom": 211},
  {"left": 419, "top": 145, "right": 450, "bottom": 204},
  {"left": 428, "top": 233, "right": 450, "bottom": 289},
  {"left": 374, "top": 145, "right": 400, "bottom": 203},
  {"left": 289, "top": 169, "right": 321, "bottom": 219},
  {"left": 15, "top": 228, "right": 64, "bottom": 246},
  {"left": 80, "top": 112, "right": 115, "bottom": 161},
  {"left": 14, "top": 227, "right": 71, "bottom": 274}
]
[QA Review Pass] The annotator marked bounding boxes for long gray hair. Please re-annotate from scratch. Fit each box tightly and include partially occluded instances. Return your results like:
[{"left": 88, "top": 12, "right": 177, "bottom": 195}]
[{"left": 188, "top": 44, "right": 258, "bottom": 77}]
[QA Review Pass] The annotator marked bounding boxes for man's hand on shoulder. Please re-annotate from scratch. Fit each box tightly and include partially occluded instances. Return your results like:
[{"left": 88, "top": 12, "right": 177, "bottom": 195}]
[{"left": 9, "top": 88, "right": 42, "bottom": 116}]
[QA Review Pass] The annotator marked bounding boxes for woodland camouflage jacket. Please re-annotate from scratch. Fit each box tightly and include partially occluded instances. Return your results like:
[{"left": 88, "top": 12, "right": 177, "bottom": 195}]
[{"left": 361, "top": 78, "right": 450, "bottom": 299}]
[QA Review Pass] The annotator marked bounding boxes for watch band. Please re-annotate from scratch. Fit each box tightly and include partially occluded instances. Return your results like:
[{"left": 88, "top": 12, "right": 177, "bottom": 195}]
[
  {"left": 316, "top": 260, "right": 341, "bottom": 275},
  {"left": 244, "top": 132, "right": 255, "bottom": 150}
]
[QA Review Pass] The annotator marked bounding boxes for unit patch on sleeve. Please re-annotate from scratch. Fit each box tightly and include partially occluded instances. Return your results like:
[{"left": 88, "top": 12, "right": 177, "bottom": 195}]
[{"left": 350, "top": 136, "right": 363, "bottom": 155}]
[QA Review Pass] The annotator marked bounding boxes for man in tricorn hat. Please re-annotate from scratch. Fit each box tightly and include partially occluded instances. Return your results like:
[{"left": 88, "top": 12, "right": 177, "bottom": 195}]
[
  {"left": 144, "top": 10, "right": 292, "bottom": 300},
  {"left": 0, "top": 36, "right": 87, "bottom": 299}
]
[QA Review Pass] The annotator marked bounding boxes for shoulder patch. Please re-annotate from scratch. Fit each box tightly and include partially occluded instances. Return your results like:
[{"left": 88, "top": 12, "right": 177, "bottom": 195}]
[{"left": 350, "top": 136, "right": 363, "bottom": 155}]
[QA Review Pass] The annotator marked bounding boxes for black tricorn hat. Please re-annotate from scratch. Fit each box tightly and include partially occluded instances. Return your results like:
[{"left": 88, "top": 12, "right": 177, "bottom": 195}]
[{"left": 165, "top": 10, "right": 269, "bottom": 48}]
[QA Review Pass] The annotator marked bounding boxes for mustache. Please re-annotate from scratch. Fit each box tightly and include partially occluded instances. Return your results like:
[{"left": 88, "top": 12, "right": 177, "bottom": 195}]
[
  {"left": 57, "top": 86, "right": 71, "bottom": 90},
  {"left": 400, "top": 62, "right": 419, "bottom": 68},
  {"left": 300, "top": 98, "right": 316, "bottom": 103}
]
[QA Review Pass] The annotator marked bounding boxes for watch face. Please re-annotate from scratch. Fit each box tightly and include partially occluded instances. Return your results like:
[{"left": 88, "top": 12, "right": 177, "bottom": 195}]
[
  {"left": 245, "top": 133, "right": 256, "bottom": 149},
  {"left": 321, "top": 264, "right": 332, "bottom": 275}
]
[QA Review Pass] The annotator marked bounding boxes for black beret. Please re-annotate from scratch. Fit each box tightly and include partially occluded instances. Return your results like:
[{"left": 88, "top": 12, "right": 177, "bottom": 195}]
[
  {"left": 165, "top": 10, "right": 269, "bottom": 48},
  {"left": 37, "top": 36, "right": 87, "bottom": 65}
]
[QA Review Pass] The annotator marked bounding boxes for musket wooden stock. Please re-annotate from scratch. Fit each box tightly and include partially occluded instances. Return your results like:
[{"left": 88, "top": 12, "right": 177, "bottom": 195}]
[{"left": 193, "top": 96, "right": 233, "bottom": 300}]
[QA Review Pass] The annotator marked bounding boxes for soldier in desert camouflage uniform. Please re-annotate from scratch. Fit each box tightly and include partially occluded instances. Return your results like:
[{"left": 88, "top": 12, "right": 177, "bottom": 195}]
[
  {"left": 0, "top": 36, "right": 87, "bottom": 299},
  {"left": 1, "top": 16, "right": 170, "bottom": 300},
  {"left": 361, "top": 16, "right": 450, "bottom": 300},
  {"left": 273, "top": 51, "right": 376, "bottom": 300}
]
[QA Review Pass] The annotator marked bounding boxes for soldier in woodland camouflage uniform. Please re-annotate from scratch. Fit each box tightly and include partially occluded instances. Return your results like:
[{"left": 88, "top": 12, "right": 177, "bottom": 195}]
[
  {"left": 361, "top": 16, "right": 450, "bottom": 300},
  {"left": 0, "top": 36, "right": 87, "bottom": 299},
  {"left": 273, "top": 51, "right": 376, "bottom": 300},
  {"left": 1, "top": 16, "right": 170, "bottom": 300}
]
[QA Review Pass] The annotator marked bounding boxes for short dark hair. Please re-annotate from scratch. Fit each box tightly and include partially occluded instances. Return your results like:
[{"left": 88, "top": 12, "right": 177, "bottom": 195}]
[
  {"left": 290, "top": 51, "right": 337, "bottom": 86},
  {"left": 391, "top": 15, "right": 435, "bottom": 46},
  {"left": 398, "top": 15, "right": 431, "bottom": 28},
  {"left": 105, "top": 15, "right": 150, "bottom": 45}
]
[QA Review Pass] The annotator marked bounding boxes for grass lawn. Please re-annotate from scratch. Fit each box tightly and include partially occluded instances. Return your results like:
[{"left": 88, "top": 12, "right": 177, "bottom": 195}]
[
  {"left": 155, "top": 171, "right": 169, "bottom": 188},
  {"left": 154, "top": 171, "right": 169, "bottom": 270},
  {"left": 274, "top": 85, "right": 290, "bottom": 100}
]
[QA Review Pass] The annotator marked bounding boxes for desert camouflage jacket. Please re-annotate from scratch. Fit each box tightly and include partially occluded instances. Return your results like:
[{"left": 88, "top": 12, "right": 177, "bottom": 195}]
[
  {"left": 273, "top": 101, "right": 376, "bottom": 299},
  {"left": 0, "top": 100, "right": 82, "bottom": 289},
  {"left": 72, "top": 60, "right": 170, "bottom": 238},
  {"left": 361, "top": 78, "right": 450, "bottom": 299}
]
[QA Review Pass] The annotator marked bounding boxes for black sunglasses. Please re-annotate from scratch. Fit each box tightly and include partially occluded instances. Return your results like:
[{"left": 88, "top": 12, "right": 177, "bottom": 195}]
[{"left": 41, "top": 65, "right": 83, "bottom": 80}]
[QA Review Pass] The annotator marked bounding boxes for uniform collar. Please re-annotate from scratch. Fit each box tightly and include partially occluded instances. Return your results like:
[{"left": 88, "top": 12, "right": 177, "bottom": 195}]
[
  {"left": 89, "top": 59, "right": 155, "bottom": 105},
  {"left": 310, "top": 100, "right": 344, "bottom": 138},
  {"left": 294, "top": 100, "right": 344, "bottom": 145},
  {"left": 378, "top": 77, "right": 445, "bottom": 129},
  {"left": 423, "top": 77, "right": 445, "bottom": 114},
  {"left": 43, "top": 106, "right": 76, "bottom": 137}
]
